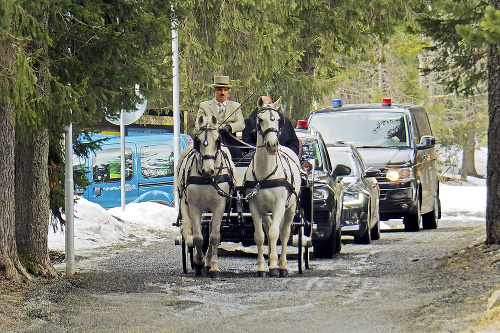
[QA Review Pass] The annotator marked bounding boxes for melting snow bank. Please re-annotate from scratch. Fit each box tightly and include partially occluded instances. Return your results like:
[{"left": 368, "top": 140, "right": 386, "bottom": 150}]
[
  {"left": 48, "top": 197, "right": 179, "bottom": 255},
  {"left": 440, "top": 177, "right": 486, "bottom": 218}
]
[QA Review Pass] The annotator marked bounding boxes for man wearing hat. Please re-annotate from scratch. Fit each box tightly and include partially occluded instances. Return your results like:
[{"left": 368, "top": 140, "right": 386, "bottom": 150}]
[{"left": 198, "top": 75, "right": 245, "bottom": 158}]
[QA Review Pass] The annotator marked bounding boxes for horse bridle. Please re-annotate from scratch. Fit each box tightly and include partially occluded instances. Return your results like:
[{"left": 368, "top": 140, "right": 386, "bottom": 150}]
[
  {"left": 193, "top": 125, "right": 221, "bottom": 161},
  {"left": 256, "top": 107, "right": 283, "bottom": 142}
]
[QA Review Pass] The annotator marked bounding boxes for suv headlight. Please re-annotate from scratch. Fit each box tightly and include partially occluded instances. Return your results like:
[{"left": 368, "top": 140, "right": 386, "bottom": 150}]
[
  {"left": 313, "top": 187, "right": 329, "bottom": 200},
  {"left": 343, "top": 192, "right": 365, "bottom": 206},
  {"left": 386, "top": 167, "right": 413, "bottom": 181}
]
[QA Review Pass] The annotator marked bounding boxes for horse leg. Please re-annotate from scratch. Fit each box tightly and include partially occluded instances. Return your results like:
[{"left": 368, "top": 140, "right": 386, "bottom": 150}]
[
  {"left": 206, "top": 204, "right": 224, "bottom": 278},
  {"left": 190, "top": 208, "right": 205, "bottom": 276},
  {"left": 250, "top": 204, "right": 267, "bottom": 277},
  {"left": 268, "top": 206, "right": 286, "bottom": 277},
  {"left": 263, "top": 214, "right": 272, "bottom": 259},
  {"left": 278, "top": 203, "right": 296, "bottom": 277},
  {"left": 180, "top": 199, "right": 193, "bottom": 246}
]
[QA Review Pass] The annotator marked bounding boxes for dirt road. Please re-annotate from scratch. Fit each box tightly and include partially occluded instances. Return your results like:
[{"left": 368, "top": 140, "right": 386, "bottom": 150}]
[{"left": 2, "top": 216, "right": 499, "bottom": 333}]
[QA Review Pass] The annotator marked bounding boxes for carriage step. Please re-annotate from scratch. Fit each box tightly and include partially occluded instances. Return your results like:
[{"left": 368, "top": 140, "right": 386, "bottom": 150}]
[
  {"left": 292, "top": 234, "right": 312, "bottom": 247},
  {"left": 174, "top": 235, "right": 193, "bottom": 247}
]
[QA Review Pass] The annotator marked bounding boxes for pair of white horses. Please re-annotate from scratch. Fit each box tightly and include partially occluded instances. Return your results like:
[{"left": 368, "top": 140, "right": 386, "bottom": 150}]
[{"left": 176, "top": 97, "right": 301, "bottom": 278}]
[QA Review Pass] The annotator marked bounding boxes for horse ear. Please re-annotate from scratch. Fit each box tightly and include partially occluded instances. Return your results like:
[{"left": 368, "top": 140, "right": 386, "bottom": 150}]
[
  {"left": 257, "top": 96, "right": 264, "bottom": 109},
  {"left": 210, "top": 114, "right": 218, "bottom": 127},
  {"left": 196, "top": 114, "right": 205, "bottom": 130},
  {"left": 272, "top": 97, "right": 282, "bottom": 111}
]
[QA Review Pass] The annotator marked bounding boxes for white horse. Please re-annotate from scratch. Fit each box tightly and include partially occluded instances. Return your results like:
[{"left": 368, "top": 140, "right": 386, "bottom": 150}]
[
  {"left": 176, "top": 114, "right": 234, "bottom": 277},
  {"left": 244, "top": 97, "right": 301, "bottom": 277}
]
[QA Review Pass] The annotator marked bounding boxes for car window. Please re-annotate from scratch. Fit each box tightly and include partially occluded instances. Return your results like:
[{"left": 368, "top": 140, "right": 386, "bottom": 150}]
[
  {"left": 309, "top": 111, "right": 410, "bottom": 148},
  {"left": 300, "top": 138, "right": 324, "bottom": 170},
  {"left": 140, "top": 144, "right": 175, "bottom": 178},
  {"left": 92, "top": 147, "right": 133, "bottom": 183},
  {"left": 411, "top": 109, "right": 432, "bottom": 141},
  {"left": 327, "top": 149, "right": 358, "bottom": 177}
]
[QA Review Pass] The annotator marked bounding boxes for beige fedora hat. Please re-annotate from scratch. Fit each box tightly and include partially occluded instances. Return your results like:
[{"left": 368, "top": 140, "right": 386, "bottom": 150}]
[{"left": 212, "top": 75, "right": 232, "bottom": 88}]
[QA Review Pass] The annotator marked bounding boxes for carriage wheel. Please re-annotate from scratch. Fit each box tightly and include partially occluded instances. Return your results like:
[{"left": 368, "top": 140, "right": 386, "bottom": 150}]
[
  {"left": 305, "top": 217, "right": 312, "bottom": 269},
  {"left": 298, "top": 225, "right": 304, "bottom": 274},
  {"left": 181, "top": 237, "right": 189, "bottom": 273},
  {"left": 304, "top": 244, "right": 310, "bottom": 269}
]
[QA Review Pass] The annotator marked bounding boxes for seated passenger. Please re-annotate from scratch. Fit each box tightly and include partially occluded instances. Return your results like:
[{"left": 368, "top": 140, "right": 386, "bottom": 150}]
[{"left": 242, "top": 96, "right": 300, "bottom": 156}]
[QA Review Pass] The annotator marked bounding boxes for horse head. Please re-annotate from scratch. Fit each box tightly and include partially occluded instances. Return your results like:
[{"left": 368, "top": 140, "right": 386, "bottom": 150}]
[
  {"left": 256, "top": 96, "right": 283, "bottom": 155},
  {"left": 194, "top": 114, "right": 221, "bottom": 177}
]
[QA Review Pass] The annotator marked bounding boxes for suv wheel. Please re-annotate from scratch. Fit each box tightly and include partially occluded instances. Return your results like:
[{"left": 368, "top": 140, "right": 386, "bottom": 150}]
[
  {"left": 371, "top": 219, "right": 381, "bottom": 240},
  {"left": 313, "top": 227, "right": 336, "bottom": 258},
  {"left": 404, "top": 195, "right": 421, "bottom": 232},
  {"left": 334, "top": 226, "right": 342, "bottom": 253},
  {"left": 422, "top": 193, "right": 439, "bottom": 229},
  {"left": 354, "top": 211, "right": 371, "bottom": 244}
]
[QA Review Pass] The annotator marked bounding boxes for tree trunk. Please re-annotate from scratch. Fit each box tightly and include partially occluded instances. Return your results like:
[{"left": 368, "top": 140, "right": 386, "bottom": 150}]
[
  {"left": 486, "top": 36, "right": 500, "bottom": 245},
  {"left": 0, "top": 103, "right": 29, "bottom": 280},
  {"left": 15, "top": 128, "right": 57, "bottom": 278},
  {"left": 461, "top": 123, "right": 479, "bottom": 179},
  {"left": 13, "top": 3, "right": 57, "bottom": 279}
]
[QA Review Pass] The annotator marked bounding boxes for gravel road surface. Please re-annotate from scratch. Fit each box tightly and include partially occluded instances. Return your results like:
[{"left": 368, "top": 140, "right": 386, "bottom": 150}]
[{"left": 3, "top": 215, "right": 499, "bottom": 333}]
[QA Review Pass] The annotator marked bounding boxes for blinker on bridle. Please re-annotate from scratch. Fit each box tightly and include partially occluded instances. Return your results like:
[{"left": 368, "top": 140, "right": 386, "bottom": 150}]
[
  {"left": 195, "top": 126, "right": 219, "bottom": 161},
  {"left": 257, "top": 107, "right": 281, "bottom": 137}
]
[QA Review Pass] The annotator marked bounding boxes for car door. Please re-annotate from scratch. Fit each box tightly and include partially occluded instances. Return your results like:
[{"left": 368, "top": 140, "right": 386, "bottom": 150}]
[{"left": 411, "top": 108, "right": 438, "bottom": 214}]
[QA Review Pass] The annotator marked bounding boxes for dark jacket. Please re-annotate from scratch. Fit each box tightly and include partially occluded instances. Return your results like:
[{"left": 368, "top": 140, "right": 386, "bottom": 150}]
[{"left": 242, "top": 108, "right": 300, "bottom": 156}]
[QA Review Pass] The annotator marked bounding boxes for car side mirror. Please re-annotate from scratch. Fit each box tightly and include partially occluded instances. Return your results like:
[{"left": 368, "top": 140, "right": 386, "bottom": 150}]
[
  {"left": 364, "top": 167, "right": 380, "bottom": 178},
  {"left": 418, "top": 135, "right": 435, "bottom": 148},
  {"left": 332, "top": 164, "right": 351, "bottom": 178}
]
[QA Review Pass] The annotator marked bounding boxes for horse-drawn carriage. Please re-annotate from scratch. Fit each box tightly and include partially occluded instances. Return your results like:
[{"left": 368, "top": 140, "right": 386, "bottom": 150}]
[{"left": 175, "top": 97, "right": 349, "bottom": 277}]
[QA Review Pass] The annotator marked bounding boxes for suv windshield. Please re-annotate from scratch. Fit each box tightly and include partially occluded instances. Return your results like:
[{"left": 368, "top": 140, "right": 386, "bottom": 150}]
[{"left": 309, "top": 111, "right": 410, "bottom": 148}]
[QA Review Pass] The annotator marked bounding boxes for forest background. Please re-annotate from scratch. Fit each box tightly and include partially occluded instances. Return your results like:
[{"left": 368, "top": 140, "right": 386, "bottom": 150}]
[{"left": 0, "top": 0, "right": 498, "bottom": 282}]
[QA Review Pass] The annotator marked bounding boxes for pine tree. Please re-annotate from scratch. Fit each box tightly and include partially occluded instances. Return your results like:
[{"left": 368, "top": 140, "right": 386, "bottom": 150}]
[
  {"left": 431, "top": 2, "right": 500, "bottom": 244},
  {"left": 1, "top": 0, "right": 176, "bottom": 279}
]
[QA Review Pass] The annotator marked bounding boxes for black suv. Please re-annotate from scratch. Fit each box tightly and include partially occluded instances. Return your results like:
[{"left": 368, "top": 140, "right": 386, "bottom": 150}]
[
  {"left": 295, "top": 127, "right": 347, "bottom": 257},
  {"left": 307, "top": 98, "right": 440, "bottom": 231}
]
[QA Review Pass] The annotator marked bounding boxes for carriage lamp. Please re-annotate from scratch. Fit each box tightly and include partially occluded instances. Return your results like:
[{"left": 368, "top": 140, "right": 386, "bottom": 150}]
[
  {"left": 386, "top": 167, "right": 413, "bottom": 182},
  {"left": 300, "top": 160, "right": 313, "bottom": 174}
]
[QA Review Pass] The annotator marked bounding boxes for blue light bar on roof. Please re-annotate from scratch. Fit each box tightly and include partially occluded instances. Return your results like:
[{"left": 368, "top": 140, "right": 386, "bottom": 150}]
[{"left": 332, "top": 98, "right": 342, "bottom": 107}]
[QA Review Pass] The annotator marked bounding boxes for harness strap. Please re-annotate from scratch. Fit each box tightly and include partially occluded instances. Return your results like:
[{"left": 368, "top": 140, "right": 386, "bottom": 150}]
[
  {"left": 244, "top": 179, "right": 293, "bottom": 192},
  {"left": 187, "top": 174, "right": 231, "bottom": 185},
  {"left": 243, "top": 148, "right": 299, "bottom": 203}
]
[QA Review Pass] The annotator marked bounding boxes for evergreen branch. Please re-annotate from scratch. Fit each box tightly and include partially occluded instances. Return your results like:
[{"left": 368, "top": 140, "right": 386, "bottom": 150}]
[{"left": 58, "top": 12, "right": 102, "bottom": 30}]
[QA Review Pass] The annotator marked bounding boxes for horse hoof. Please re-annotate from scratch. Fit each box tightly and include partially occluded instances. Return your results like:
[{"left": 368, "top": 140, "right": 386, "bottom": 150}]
[
  {"left": 257, "top": 271, "right": 268, "bottom": 278},
  {"left": 209, "top": 270, "right": 220, "bottom": 278},
  {"left": 203, "top": 266, "right": 211, "bottom": 276},
  {"left": 279, "top": 269, "right": 288, "bottom": 278},
  {"left": 194, "top": 266, "right": 203, "bottom": 276},
  {"left": 268, "top": 268, "right": 280, "bottom": 277}
]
